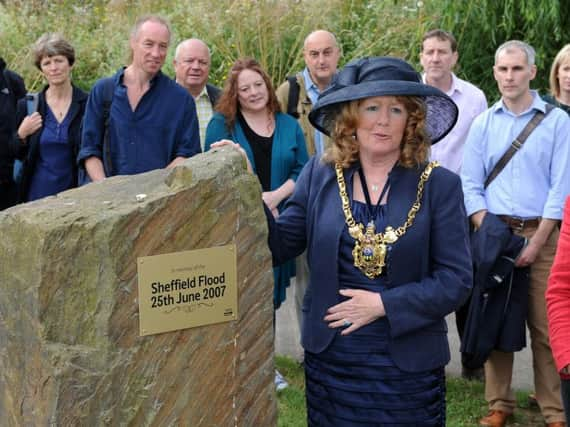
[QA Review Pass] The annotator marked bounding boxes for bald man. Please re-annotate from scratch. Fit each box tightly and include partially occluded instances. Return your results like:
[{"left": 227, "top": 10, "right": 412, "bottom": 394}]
[
  {"left": 173, "top": 38, "right": 220, "bottom": 150},
  {"left": 276, "top": 30, "right": 340, "bottom": 352},
  {"left": 276, "top": 30, "right": 340, "bottom": 157}
]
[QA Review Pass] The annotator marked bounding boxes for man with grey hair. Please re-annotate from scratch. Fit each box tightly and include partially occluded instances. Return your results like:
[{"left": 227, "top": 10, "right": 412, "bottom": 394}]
[
  {"left": 79, "top": 15, "right": 200, "bottom": 181},
  {"left": 173, "top": 39, "right": 220, "bottom": 150},
  {"left": 462, "top": 40, "right": 570, "bottom": 427},
  {"left": 275, "top": 30, "right": 340, "bottom": 363}
]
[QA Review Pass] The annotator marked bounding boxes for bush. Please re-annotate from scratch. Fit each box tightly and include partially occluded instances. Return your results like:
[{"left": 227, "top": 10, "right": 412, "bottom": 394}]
[
  {"left": 1, "top": 0, "right": 568, "bottom": 101},
  {"left": 419, "top": 0, "right": 570, "bottom": 101},
  {"left": 0, "top": 0, "right": 433, "bottom": 91}
]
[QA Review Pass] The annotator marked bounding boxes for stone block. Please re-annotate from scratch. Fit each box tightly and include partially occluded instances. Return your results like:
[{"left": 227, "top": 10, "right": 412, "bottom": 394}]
[{"left": 0, "top": 149, "right": 276, "bottom": 426}]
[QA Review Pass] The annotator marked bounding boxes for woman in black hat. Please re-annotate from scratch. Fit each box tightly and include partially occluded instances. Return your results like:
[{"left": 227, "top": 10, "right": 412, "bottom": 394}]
[{"left": 212, "top": 56, "right": 472, "bottom": 426}]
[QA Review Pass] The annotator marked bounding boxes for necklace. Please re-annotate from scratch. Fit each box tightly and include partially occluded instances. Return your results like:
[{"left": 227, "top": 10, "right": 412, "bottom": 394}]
[
  {"left": 336, "top": 161, "right": 439, "bottom": 279},
  {"left": 357, "top": 167, "right": 390, "bottom": 223}
]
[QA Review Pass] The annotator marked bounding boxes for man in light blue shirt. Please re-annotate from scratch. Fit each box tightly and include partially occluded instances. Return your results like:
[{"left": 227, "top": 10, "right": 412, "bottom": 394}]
[
  {"left": 462, "top": 40, "right": 569, "bottom": 427},
  {"left": 276, "top": 30, "right": 340, "bottom": 157},
  {"left": 275, "top": 30, "right": 341, "bottom": 354}
]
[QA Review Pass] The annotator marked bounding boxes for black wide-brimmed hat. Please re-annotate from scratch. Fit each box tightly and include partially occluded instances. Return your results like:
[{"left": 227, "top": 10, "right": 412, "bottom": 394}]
[{"left": 308, "top": 56, "right": 458, "bottom": 144}]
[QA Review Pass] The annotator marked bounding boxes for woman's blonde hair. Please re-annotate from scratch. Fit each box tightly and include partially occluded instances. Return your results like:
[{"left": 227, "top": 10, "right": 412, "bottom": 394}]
[
  {"left": 322, "top": 96, "right": 430, "bottom": 168},
  {"left": 549, "top": 44, "right": 570, "bottom": 99}
]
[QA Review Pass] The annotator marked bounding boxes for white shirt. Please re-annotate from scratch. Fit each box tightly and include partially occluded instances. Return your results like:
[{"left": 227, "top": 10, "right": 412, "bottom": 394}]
[{"left": 424, "top": 73, "right": 487, "bottom": 174}]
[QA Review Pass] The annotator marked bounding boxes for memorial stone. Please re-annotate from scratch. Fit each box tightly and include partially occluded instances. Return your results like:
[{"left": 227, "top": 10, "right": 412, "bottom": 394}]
[{"left": 0, "top": 149, "right": 276, "bottom": 426}]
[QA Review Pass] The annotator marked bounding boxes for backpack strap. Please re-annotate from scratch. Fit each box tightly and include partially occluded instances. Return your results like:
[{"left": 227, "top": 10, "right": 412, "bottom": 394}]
[
  {"left": 100, "top": 77, "right": 115, "bottom": 176},
  {"left": 286, "top": 75, "right": 300, "bottom": 119},
  {"left": 25, "top": 92, "right": 39, "bottom": 115}
]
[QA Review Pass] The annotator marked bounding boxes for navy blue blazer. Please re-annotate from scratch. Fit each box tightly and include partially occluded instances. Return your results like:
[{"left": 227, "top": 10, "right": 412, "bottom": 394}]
[{"left": 268, "top": 156, "right": 472, "bottom": 372}]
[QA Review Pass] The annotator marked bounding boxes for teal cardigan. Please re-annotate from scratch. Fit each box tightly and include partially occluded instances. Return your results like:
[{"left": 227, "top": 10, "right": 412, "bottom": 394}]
[{"left": 205, "top": 111, "right": 309, "bottom": 308}]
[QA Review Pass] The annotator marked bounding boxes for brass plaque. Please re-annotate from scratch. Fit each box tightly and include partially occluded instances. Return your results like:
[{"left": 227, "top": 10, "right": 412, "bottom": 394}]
[{"left": 137, "top": 244, "right": 238, "bottom": 336}]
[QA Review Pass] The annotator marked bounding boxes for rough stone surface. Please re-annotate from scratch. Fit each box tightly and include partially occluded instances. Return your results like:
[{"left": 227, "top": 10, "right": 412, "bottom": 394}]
[{"left": 0, "top": 149, "right": 276, "bottom": 426}]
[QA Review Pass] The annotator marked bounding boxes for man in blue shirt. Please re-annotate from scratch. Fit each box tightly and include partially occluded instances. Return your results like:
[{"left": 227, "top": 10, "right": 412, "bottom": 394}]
[
  {"left": 462, "top": 40, "right": 570, "bottom": 427},
  {"left": 78, "top": 15, "right": 200, "bottom": 181}
]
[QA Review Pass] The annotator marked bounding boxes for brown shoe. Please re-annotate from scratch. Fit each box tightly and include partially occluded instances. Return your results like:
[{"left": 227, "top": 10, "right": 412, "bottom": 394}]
[
  {"left": 546, "top": 422, "right": 566, "bottom": 427},
  {"left": 478, "top": 410, "right": 510, "bottom": 427}
]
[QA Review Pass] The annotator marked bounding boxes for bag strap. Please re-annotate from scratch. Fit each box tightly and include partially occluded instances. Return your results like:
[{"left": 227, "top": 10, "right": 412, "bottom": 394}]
[
  {"left": 484, "top": 104, "right": 554, "bottom": 189},
  {"left": 286, "top": 75, "right": 300, "bottom": 119}
]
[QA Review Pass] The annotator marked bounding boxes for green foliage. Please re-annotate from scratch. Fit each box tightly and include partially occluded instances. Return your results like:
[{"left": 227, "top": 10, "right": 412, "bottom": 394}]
[
  {"left": 1, "top": 0, "right": 568, "bottom": 101},
  {"left": 419, "top": 0, "right": 570, "bottom": 102},
  {"left": 275, "top": 356, "right": 306, "bottom": 427},
  {"left": 0, "top": 0, "right": 437, "bottom": 92}
]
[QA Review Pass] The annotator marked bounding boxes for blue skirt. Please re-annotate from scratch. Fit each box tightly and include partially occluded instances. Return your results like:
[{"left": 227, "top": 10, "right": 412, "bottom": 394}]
[{"left": 304, "top": 318, "right": 446, "bottom": 426}]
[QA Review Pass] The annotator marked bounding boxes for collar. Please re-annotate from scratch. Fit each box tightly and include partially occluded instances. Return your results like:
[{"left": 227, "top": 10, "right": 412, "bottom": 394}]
[
  {"left": 118, "top": 67, "right": 162, "bottom": 87},
  {"left": 422, "top": 72, "right": 459, "bottom": 96},
  {"left": 303, "top": 67, "right": 321, "bottom": 94},
  {"left": 494, "top": 90, "right": 547, "bottom": 115},
  {"left": 195, "top": 84, "right": 209, "bottom": 100}
]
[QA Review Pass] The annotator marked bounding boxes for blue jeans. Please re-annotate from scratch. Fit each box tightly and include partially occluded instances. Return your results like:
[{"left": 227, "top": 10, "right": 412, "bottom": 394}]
[{"left": 562, "top": 378, "right": 570, "bottom": 422}]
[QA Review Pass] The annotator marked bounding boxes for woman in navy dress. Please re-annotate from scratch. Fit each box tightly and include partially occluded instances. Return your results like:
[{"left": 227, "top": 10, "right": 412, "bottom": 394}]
[
  {"left": 213, "top": 57, "right": 472, "bottom": 426},
  {"left": 11, "top": 33, "right": 87, "bottom": 203}
]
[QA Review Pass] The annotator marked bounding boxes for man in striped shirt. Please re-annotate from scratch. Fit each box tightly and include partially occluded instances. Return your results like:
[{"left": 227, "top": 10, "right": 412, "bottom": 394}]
[{"left": 173, "top": 39, "right": 220, "bottom": 150}]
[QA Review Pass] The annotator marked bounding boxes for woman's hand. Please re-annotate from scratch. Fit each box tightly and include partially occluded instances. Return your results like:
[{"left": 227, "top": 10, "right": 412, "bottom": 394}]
[
  {"left": 209, "top": 139, "right": 253, "bottom": 173},
  {"left": 262, "top": 190, "right": 284, "bottom": 213},
  {"left": 17, "top": 112, "right": 43, "bottom": 141},
  {"left": 262, "top": 179, "right": 295, "bottom": 216},
  {"left": 324, "top": 289, "right": 386, "bottom": 335}
]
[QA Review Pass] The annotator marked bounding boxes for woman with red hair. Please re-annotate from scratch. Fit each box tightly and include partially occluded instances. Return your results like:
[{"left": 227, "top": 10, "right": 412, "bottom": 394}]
[{"left": 205, "top": 57, "right": 308, "bottom": 311}]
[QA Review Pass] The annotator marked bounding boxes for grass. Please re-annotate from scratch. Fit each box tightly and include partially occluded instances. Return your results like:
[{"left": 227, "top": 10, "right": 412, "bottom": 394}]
[{"left": 275, "top": 355, "right": 545, "bottom": 427}]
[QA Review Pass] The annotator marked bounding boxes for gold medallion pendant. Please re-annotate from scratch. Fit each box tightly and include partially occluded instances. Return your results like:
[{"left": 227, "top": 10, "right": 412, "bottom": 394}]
[
  {"left": 336, "top": 162, "right": 439, "bottom": 279},
  {"left": 350, "top": 222, "right": 387, "bottom": 279}
]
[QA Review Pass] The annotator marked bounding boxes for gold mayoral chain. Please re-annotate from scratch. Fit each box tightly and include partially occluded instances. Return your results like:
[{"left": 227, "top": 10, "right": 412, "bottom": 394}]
[{"left": 335, "top": 161, "right": 439, "bottom": 279}]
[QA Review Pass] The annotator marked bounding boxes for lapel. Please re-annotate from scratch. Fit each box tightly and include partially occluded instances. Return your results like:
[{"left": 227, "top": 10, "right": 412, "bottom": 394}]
[{"left": 386, "top": 165, "right": 421, "bottom": 229}]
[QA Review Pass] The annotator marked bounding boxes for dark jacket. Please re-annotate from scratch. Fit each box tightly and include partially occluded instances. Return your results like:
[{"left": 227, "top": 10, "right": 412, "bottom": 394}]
[
  {"left": 10, "top": 84, "right": 87, "bottom": 202},
  {"left": 267, "top": 156, "right": 472, "bottom": 372},
  {"left": 461, "top": 213, "right": 529, "bottom": 369},
  {"left": 206, "top": 83, "right": 221, "bottom": 107},
  {"left": 0, "top": 57, "right": 26, "bottom": 184}
]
